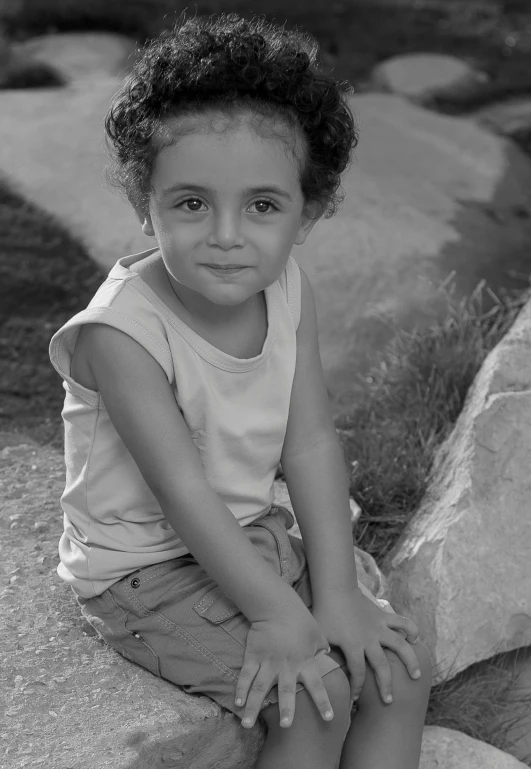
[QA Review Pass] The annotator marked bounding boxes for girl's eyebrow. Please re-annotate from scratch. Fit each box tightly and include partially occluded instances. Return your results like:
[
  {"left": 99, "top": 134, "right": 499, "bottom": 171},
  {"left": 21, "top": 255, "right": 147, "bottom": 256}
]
[{"left": 161, "top": 182, "right": 293, "bottom": 201}]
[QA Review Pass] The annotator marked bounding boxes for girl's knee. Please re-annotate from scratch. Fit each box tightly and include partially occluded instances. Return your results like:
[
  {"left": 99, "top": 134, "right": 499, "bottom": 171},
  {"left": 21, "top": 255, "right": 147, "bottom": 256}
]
[
  {"left": 321, "top": 666, "right": 352, "bottom": 724},
  {"left": 359, "top": 640, "right": 432, "bottom": 710},
  {"left": 386, "top": 640, "right": 432, "bottom": 705}
]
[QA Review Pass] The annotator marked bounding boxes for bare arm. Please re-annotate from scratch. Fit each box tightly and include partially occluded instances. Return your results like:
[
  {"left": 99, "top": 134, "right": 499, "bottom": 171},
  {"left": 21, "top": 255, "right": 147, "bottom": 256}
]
[
  {"left": 81, "top": 323, "right": 308, "bottom": 622},
  {"left": 280, "top": 268, "right": 359, "bottom": 604}
]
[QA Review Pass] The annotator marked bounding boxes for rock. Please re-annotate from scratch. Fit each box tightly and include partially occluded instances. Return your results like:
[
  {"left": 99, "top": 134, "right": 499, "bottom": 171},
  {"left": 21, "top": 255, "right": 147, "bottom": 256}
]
[
  {"left": 473, "top": 97, "right": 531, "bottom": 141},
  {"left": 383, "top": 297, "right": 531, "bottom": 683},
  {"left": 370, "top": 53, "right": 490, "bottom": 105},
  {"left": 0, "top": 68, "right": 152, "bottom": 264},
  {"left": 0, "top": 442, "right": 264, "bottom": 769},
  {"left": 12, "top": 32, "right": 138, "bottom": 82},
  {"left": 420, "top": 726, "right": 528, "bottom": 769}
]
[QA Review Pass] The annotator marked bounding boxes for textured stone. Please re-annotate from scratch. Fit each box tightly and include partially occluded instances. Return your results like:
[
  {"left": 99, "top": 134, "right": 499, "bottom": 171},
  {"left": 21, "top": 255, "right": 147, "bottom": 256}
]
[
  {"left": 0, "top": 441, "right": 264, "bottom": 769},
  {"left": 419, "top": 726, "right": 528, "bottom": 769},
  {"left": 383, "top": 298, "right": 531, "bottom": 683},
  {"left": 13, "top": 32, "right": 138, "bottom": 81},
  {"left": 0, "top": 34, "right": 153, "bottom": 266},
  {"left": 370, "top": 53, "right": 489, "bottom": 104},
  {"left": 473, "top": 97, "right": 531, "bottom": 140}
]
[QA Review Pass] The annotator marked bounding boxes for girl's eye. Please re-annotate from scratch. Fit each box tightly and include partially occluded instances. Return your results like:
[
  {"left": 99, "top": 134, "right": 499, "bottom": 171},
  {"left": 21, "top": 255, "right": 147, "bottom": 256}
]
[
  {"left": 178, "top": 198, "right": 206, "bottom": 212},
  {"left": 250, "top": 199, "right": 277, "bottom": 214}
]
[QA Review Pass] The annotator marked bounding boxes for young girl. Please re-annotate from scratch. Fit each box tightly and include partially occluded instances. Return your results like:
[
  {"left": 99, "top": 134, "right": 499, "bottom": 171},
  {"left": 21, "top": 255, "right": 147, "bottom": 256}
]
[{"left": 49, "top": 14, "right": 431, "bottom": 768}]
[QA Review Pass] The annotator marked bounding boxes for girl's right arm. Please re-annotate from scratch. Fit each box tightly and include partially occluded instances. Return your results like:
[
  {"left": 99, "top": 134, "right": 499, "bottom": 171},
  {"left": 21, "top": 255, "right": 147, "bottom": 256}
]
[{"left": 78, "top": 323, "right": 334, "bottom": 728}]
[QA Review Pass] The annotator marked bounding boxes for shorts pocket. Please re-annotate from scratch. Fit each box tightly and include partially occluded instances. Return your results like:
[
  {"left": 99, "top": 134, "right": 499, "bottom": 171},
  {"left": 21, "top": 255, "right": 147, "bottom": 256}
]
[
  {"left": 81, "top": 590, "right": 161, "bottom": 678},
  {"left": 193, "top": 585, "right": 242, "bottom": 624},
  {"left": 251, "top": 505, "right": 295, "bottom": 581}
]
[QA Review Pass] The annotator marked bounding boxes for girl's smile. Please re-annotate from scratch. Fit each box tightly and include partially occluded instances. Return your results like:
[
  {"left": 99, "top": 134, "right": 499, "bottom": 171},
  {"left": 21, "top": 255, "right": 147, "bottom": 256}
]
[{"left": 134, "top": 116, "right": 318, "bottom": 323}]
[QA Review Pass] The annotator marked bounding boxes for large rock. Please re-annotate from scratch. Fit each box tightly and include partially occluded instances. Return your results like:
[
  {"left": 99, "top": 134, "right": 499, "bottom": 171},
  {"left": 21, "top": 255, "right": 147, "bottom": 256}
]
[
  {"left": 383, "top": 297, "right": 531, "bottom": 684},
  {"left": 0, "top": 33, "right": 153, "bottom": 267},
  {"left": 370, "top": 53, "right": 489, "bottom": 104},
  {"left": 1, "top": 36, "right": 531, "bottom": 416},
  {"left": 0, "top": 441, "right": 264, "bottom": 769},
  {"left": 419, "top": 726, "right": 528, "bottom": 769}
]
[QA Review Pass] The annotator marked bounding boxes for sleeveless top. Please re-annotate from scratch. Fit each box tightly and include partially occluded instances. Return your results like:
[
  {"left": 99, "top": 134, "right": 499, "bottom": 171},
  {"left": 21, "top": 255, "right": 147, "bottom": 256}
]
[{"left": 49, "top": 248, "right": 302, "bottom": 598}]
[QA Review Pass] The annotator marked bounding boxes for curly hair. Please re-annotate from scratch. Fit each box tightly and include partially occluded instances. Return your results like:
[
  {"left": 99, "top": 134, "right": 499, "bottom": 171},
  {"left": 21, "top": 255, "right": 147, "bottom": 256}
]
[{"left": 105, "top": 13, "right": 358, "bottom": 218}]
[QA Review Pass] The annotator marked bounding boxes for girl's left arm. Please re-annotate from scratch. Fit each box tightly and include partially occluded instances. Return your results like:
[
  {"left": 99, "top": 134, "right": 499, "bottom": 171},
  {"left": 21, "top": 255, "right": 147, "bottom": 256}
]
[{"left": 281, "top": 267, "right": 422, "bottom": 703}]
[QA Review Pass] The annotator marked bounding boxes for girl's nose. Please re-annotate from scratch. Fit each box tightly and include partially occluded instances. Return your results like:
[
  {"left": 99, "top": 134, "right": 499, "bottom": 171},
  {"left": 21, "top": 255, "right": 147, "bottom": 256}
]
[{"left": 207, "top": 211, "right": 245, "bottom": 250}]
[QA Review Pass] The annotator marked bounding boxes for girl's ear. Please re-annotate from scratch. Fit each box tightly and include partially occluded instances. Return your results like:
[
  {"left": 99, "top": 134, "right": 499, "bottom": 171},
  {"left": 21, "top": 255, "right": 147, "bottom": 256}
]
[
  {"left": 133, "top": 205, "right": 156, "bottom": 237},
  {"left": 293, "top": 201, "right": 323, "bottom": 246}
]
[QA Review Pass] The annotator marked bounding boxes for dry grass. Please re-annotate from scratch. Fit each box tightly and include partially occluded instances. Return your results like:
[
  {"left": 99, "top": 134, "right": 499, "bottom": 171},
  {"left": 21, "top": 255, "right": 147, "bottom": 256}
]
[
  {"left": 426, "top": 646, "right": 531, "bottom": 763},
  {"left": 338, "top": 281, "right": 529, "bottom": 564}
]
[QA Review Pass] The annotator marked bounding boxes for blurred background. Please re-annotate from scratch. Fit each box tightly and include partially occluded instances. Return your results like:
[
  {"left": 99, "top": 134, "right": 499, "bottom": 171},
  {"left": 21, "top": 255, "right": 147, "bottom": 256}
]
[
  {"left": 1, "top": 2, "right": 531, "bottom": 762},
  {"left": 1, "top": 0, "right": 531, "bottom": 447}
]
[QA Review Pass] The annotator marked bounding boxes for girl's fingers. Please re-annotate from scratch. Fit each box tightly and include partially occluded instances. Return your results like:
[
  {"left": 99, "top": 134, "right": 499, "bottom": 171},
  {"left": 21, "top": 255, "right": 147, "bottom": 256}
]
[
  {"left": 383, "top": 629, "right": 422, "bottom": 681},
  {"left": 344, "top": 650, "right": 366, "bottom": 702},
  {"left": 276, "top": 672, "right": 298, "bottom": 728},
  {"left": 365, "top": 645, "right": 393, "bottom": 704},
  {"left": 241, "top": 667, "right": 274, "bottom": 729},
  {"left": 385, "top": 613, "right": 419, "bottom": 644},
  {"left": 235, "top": 659, "right": 260, "bottom": 709},
  {"left": 298, "top": 662, "right": 335, "bottom": 723}
]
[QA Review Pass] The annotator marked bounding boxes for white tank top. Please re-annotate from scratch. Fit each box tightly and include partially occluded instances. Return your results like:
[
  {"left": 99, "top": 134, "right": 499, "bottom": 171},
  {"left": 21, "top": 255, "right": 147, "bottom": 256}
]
[{"left": 49, "top": 249, "right": 301, "bottom": 598}]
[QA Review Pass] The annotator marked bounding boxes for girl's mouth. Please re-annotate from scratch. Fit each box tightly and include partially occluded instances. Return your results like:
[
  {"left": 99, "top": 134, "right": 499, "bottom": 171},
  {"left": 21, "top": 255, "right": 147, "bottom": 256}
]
[{"left": 203, "top": 265, "right": 248, "bottom": 275}]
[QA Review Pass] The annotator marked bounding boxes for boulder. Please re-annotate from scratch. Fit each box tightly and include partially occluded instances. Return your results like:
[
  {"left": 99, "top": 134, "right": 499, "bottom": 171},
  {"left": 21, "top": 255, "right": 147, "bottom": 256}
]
[
  {"left": 0, "top": 441, "right": 264, "bottom": 769},
  {"left": 383, "top": 297, "right": 531, "bottom": 683},
  {"left": 473, "top": 97, "right": 531, "bottom": 142},
  {"left": 370, "top": 53, "right": 489, "bottom": 105},
  {"left": 12, "top": 32, "right": 138, "bottom": 82},
  {"left": 0, "top": 33, "right": 153, "bottom": 267},
  {"left": 419, "top": 726, "right": 528, "bottom": 769}
]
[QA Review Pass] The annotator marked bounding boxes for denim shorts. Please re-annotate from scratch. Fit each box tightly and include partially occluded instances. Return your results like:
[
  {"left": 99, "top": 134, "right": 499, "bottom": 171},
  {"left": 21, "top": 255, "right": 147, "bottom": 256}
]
[{"left": 76, "top": 505, "right": 345, "bottom": 716}]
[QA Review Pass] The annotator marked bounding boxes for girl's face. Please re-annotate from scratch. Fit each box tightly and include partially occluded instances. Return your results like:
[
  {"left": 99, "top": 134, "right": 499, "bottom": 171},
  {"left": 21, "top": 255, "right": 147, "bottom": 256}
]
[{"left": 135, "top": 114, "right": 319, "bottom": 317}]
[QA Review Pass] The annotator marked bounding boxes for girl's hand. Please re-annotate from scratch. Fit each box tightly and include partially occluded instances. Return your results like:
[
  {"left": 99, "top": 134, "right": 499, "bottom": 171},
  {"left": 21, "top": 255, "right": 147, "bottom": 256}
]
[
  {"left": 312, "top": 588, "right": 421, "bottom": 705},
  {"left": 236, "top": 607, "right": 335, "bottom": 729}
]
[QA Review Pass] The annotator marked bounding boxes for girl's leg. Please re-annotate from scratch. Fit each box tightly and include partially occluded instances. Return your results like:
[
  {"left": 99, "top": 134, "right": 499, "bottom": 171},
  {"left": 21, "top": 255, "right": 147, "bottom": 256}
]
[
  {"left": 257, "top": 666, "right": 352, "bottom": 769},
  {"left": 339, "top": 641, "right": 432, "bottom": 769}
]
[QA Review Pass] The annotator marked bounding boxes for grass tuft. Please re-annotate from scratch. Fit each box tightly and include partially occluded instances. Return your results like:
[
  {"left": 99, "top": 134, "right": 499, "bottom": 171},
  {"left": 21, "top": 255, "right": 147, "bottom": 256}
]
[
  {"left": 337, "top": 281, "right": 529, "bottom": 564},
  {"left": 426, "top": 646, "right": 531, "bottom": 763}
]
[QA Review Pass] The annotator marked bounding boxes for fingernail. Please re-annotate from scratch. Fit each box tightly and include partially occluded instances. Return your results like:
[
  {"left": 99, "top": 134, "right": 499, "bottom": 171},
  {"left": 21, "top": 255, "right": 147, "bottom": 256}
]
[
  {"left": 324, "top": 710, "right": 334, "bottom": 720},
  {"left": 352, "top": 695, "right": 359, "bottom": 702},
  {"left": 281, "top": 717, "right": 291, "bottom": 726},
  {"left": 385, "top": 694, "right": 393, "bottom": 703},
  {"left": 413, "top": 670, "right": 421, "bottom": 679},
  {"left": 235, "top": 698, "right": 243, "bottom": 706},
  {"left": 242, "top": 717, "right": 253, "bottom": 727}
]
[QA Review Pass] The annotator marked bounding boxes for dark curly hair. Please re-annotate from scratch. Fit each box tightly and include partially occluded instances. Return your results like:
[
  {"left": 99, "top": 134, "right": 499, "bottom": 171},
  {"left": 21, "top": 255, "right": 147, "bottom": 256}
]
[{"left": 105, "top": 13, "right": 358, "bottom": 218}]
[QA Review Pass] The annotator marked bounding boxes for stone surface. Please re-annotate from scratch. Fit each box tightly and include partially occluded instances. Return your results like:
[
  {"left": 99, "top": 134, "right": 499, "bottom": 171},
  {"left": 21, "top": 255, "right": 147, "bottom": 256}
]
[
  {"left": 13, "top": 32, "right": 139, "bottom": 81},
  {"left": 2, "top": 37, "right": 531, "bottom": 416},
  {"left": 419, "top": 726, "right": 528, "bottom": 769},
  {"left": 383, "top": 297, "right": 531, "bottom": 684},
  {"left": 0, "top": 33, "right": 152, "bottom": 268},
  {"left": 473, "top": 97, "right": 531, "bottom": 141},
  {"left": 370, "top": 53, "right": 489, "bottom": 104},
  {"left": 0, "top": 441, "right": 264, "bottom": 769}
]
